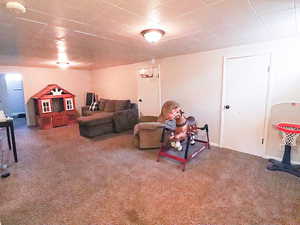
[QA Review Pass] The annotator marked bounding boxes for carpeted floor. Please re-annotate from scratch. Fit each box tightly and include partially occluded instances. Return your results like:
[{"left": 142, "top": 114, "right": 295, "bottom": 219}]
[{"left": 0, "top": 119, "right": 299, "bottom": 225}]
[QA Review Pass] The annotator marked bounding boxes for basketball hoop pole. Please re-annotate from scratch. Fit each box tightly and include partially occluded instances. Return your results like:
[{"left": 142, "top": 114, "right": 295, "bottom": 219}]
[
  {"left": 282, "top": 145, "right": 291, "bottom": 165},
  {"left": 267, "top": 123, "right": 300, "bottom": 177}
]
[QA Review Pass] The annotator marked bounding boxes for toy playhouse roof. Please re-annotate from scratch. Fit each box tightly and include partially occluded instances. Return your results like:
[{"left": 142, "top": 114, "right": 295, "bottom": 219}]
[{"left": 32, "top": 84, "right": 75, "bottom": 99}]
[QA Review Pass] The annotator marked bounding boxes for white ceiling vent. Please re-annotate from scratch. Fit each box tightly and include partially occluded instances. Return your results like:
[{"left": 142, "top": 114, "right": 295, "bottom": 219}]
[{"left": 5, "top": 0, "right": 26, "bottom": 14}]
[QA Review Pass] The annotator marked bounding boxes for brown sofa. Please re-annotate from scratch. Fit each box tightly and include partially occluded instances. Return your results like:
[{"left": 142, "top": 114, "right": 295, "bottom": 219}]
[{"left": 78, "top": 99, "right": 138, "bottom": 138}]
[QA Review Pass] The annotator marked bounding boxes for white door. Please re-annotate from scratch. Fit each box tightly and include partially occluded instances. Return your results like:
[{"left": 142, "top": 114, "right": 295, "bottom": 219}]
[
  {"left": 221, "top": 54, "right": 270, "bottom": 157},
  {"left": 137, "top": 66, "right": 161, "bottom": 117}
]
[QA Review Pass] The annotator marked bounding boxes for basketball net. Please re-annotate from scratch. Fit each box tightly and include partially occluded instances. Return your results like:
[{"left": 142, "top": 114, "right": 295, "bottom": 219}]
[{"left": 280, "top": 125, "right": 300, "bottom": 146}]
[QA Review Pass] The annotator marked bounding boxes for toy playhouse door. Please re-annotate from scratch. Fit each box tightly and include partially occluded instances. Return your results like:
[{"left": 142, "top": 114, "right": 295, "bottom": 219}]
[
  {"left": 221, "top": 54, "right": 271, "bottom": 157},
  {"left": 137, "top": 66, "right": 161, "bottom": 117}
]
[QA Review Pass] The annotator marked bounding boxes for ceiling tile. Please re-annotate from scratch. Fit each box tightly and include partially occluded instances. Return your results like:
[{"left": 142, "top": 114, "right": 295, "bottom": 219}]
[
  {"left": 26, "top": 0, "right": 103, "bottom": 24},
  {"left": 162, "top": 0, "right": 260, "bottom": 40},
  {"left": 154, "top": 0, "right": 206, "bottom": 20},
  {"left": 116, "top": 0, "right": 162, "bottom": 16},
  {"left": 0, "top": 0, "right": 297, "bottom": 69},
  {"left": 250, "top": 0, "right": 294, "bottom": 14},
  {"left": 0, "top": 8, "right": 15, "bottom": 26}
]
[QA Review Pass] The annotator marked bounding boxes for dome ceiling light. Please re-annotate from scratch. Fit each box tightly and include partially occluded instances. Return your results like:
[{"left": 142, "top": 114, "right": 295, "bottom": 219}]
[
  {"left": 141, "top": 28, "right": 165, "bottom": 43},
  {"left": 5, "top": 0, "right": 26, "bottom": 14}
]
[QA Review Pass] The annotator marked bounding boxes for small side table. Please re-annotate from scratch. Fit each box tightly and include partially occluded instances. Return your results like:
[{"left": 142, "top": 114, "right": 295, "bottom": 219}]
[{"left": 0, "top": 119, "right": 18, "bottom": 163}]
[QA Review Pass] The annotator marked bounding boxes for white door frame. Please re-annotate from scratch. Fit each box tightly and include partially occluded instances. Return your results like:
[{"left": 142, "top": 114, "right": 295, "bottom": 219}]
[
  {"left": 136, "top": 64, "right": 162, "bottom": 117},
  {"left": 219, "top": 53, "right": 272, "bottom": 157}
]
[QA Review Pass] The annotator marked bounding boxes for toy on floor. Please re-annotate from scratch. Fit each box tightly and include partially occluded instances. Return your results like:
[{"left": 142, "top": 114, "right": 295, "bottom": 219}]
[
  {"left": 267, "top": 123, "right": 300, "bottom": 177},
  {"left": 158, "top": 101, "right": 198, "bottom": 151},
  {"left": 157, "top": 100, "right": 210, "bottom": 171},
  {"left": 169, "top": 110, "right": 198, "bottom": 151},
  {"left": 158, "top": 123, "right": 210, "bottom": 171}
]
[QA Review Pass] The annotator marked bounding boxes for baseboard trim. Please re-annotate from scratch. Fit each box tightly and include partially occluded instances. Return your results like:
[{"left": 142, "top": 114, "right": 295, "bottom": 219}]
[
  {"left": 210, "top": 144, "right": 300, "bottom": 164},
  {"left": 264, "top": 155, "right": 300, "bottom": 165},
  {"left": 201, "top": 142, "right": 300, "bottom": 164},
  {"left": 210, "top": 142, "right": 220, "bottom": 148}
]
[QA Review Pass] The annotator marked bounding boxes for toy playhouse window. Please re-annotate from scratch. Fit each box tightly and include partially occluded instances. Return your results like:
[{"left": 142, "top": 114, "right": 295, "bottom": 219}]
[
  {"left": 66, "top": 98, "right": 74, "bottom": 110},
  {"left": 41, "top": 99, "right": 51, "bottom": 113}
]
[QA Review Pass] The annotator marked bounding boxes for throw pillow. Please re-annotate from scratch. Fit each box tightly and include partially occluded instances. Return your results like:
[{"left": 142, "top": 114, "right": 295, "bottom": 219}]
[
  {"left": 89, "top": 101, "right": 99, "bottom": 111},
  {"left": 114, "top": 100, "right": 130, "bottom": 111},
  {"left": 104, "top": 100, "right": 115, "bottom": 112}
]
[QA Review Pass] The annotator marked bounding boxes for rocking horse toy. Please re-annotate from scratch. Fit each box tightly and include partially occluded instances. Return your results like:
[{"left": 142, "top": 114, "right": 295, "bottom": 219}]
[
  {"left": 169, "top": 109, "right": 198, "bottom": 151},
  {"left": 158, "top": 101, "right": 198, "bottom": 151},
  {"left": 157, "top": 101, "right": 210, "bottom": 171}
]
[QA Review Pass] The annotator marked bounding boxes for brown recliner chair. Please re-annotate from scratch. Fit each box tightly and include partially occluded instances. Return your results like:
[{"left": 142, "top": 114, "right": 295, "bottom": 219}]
[{"left": 133, "top": 116, "right": 165, "bottom": 150}]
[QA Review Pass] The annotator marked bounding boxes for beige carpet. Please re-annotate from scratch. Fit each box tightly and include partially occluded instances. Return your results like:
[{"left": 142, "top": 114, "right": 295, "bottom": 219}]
[{"left": 0, "top": 119, "right": 299, "bottom": 225}]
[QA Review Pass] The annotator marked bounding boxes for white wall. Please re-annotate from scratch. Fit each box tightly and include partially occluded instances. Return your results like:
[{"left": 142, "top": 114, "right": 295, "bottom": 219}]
[
  {"left": 0, "top": 66, "right": 92, "bottom": 126},
  {"left": 91, "top": 63, "right": 148, "bottom": 103},
  {"left": 91, "top": 37, "right": 300, "bottom": 162},
  {"left": 159, "top": 52, "right": 223, "bottom": 146}
]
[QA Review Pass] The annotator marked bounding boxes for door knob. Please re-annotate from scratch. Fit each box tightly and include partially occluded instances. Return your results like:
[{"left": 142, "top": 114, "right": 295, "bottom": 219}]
[
  {"left": 138, "top": 99, "right": 142, "bottom": 102},
  {"left": 224, "top": 105, "right": 230, "bottom": 109}
]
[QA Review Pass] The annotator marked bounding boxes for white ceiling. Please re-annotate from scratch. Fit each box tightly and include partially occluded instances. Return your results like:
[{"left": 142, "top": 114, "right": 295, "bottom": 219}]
[{"left": 0, "top": 0, "right": 298, "bottom": 70}]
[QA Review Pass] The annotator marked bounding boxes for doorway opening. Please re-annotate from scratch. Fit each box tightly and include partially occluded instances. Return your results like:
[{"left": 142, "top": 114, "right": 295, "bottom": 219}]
[
  {"left": 0, "top": 73, "right": 26, "bottom": 128},
  {"left": 137, "top": 65, "right": 161, "bottom": 117}
]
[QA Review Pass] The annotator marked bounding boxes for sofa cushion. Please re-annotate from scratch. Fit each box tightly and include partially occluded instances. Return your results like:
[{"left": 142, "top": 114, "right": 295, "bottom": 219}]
[
  {"left": 113, "top": 105, "right": 138, "bottom": 132},
  {"left": 115, "top": 100, "right": 130, "bottom": 111},
  {"left": 98, "top": 98, "right": 107, "bottom": 111},
  {"left": 104, "top": 100, "right": 115, "bottom": 112},
  {"left": 79, "top": 123, "right": 114, "bottom": 138},
  {"left": 77, "top": 112, "right": 114, "bottom": 126}
]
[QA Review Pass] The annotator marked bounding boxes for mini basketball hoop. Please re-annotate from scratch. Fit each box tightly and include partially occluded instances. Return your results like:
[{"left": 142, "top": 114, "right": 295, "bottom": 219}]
[
  {"left": 267, "top": 123, "right": 300, "bottom": 177},
  {"left": 276, "top": 123, "right": 300, "bottom": 146}
]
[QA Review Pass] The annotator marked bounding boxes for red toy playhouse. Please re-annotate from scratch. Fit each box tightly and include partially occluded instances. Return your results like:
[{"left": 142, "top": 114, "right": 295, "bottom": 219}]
[{"left": 32, "top": 84, "right": 77, "bottom": 129}]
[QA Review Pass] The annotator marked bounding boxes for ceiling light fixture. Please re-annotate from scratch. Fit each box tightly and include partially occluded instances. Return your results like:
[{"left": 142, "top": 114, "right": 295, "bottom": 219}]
[
  {"left": 56, "top": 61, "right": 70, "bottom": 70},
  {"left": 141, "top": 29, "right": 165, "bottom": 43},
  {"left": 5, "top": 0, "right": 26, "bottom": 14}
]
